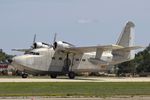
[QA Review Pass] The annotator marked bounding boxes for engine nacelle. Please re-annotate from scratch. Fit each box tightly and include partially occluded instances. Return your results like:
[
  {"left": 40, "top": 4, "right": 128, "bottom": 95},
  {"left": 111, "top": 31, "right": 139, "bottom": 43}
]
[
  {"left": 33, "top": 42, "right": 49, "bottom": 49},
  {"left": 53, "top": 41, "right": 74, "bottom": 50}
]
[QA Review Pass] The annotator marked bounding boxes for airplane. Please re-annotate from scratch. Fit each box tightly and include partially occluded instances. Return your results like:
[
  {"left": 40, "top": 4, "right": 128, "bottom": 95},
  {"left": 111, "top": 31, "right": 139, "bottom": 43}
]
[{"left": 11, "top": 21, "right": 142, "bottom": 79}]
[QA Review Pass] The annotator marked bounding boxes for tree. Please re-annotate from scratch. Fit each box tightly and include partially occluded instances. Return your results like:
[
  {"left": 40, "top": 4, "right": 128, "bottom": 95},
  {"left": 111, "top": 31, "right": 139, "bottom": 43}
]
[
  {"left": 136, "top": 44, "right": 150, "bottom": 73},
  {"left": 116, "top": 44, "right": 150, "bottom": 75},
  {"left": 116, "top": 60, "right": 136, "bottom": 76},
  {"left": 0, "top": 51, "right": 6, "bottom": 62},
  {"left": 0, "top": 49, "right": 14, "bottom": 63}
]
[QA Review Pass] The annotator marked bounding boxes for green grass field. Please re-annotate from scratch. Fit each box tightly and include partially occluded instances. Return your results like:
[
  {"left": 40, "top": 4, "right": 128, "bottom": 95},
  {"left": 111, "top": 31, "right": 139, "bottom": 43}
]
[{"left": 0, "top": 82, "right": 150, "bottom": 97}]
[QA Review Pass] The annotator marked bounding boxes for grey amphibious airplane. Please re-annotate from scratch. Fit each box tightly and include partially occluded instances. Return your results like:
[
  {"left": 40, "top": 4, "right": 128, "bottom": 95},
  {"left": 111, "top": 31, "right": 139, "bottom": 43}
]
[{"left": 11, "top": 21, "right": 142, "bottom": 79}]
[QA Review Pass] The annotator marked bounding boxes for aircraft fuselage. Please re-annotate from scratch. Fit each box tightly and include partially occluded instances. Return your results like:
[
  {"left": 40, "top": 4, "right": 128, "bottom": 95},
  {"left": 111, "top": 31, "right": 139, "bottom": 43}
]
[{"left": 12, "top": 48, "right": 114, "bottom": 75}]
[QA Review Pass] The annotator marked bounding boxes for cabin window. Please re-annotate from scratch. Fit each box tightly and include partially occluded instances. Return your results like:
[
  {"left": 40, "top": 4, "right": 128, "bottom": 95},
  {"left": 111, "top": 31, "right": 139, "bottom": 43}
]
[
  {"left": 82, "top": 59, "right": 86, "bottom": 62},
  {"left": 52, "top": 57, "right": 55, "bottom": 60},
  {"left": 59, "top": 57, "right": 62, "bottom": 60},
  {"left": 76, "top": 59, "right": 79, "bottom": 61}
]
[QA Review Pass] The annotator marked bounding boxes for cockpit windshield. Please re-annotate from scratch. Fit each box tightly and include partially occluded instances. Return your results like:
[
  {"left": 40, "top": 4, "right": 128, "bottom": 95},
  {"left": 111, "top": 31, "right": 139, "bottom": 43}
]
[{"left": 25, "top": 52, "right": 40, "bottom": 55}]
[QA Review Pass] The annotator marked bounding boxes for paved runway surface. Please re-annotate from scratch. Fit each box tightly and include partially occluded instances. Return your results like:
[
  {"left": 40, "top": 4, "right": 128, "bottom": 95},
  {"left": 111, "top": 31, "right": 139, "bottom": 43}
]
[
  {"left": 0, "top": 77, "right": 150, "bottom": 100},
  {"left": 0, "top": 96, "right": 150, "bottom": 100},
  {"left": 0, "top": 77, "right": 150, "bottom": 82}
]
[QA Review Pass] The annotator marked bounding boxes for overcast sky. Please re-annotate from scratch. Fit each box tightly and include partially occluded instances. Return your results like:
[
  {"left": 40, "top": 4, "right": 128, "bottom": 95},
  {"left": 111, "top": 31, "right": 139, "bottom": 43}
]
[{"left": 0, "top": 0, "right": 149, "bottom": 55}]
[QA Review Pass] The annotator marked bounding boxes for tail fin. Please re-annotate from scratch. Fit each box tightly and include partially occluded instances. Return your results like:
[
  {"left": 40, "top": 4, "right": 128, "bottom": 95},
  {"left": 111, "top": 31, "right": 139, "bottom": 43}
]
[
  {"left": 113, "top": 21, "right": 135, "bottom": 61},
  {"left": 116, "top": 21, "right": 135, "bottom": 47}
]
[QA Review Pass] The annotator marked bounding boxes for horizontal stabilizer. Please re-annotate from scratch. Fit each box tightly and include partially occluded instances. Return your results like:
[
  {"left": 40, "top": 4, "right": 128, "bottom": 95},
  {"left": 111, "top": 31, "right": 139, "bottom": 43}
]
[
  {"left": 114, "top": 46, "right": 143, "bottom": 51},
  {"left": 12, "top": 49, "right": 32, "bottom": 52}
]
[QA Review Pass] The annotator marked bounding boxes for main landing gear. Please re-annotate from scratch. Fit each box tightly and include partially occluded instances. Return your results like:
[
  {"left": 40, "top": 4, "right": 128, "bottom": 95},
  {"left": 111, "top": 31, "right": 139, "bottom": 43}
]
[
  {"left": 50, "top": 72, "right": 76, "bottom": 79},
  {"left": 68, "top": 71, "right": 75, "bottom": 79},
  {"left": 22, "top": 73, "right": 28, "bottom": 78},
  {"left": 50, "top": 73, "right": 57, "bottom": 78}
]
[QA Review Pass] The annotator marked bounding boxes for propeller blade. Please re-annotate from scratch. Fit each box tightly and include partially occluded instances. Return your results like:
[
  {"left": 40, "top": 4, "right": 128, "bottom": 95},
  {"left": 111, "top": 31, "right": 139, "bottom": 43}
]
[
  {"left": 53, "top": 33, "right": 57, "bottom": 43},
  {"left": 33, "top": 34, "right": 36, "bottom": 43}
]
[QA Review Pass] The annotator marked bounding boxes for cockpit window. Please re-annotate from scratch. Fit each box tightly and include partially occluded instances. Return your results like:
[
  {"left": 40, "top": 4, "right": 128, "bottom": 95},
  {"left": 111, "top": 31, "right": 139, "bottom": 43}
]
[{"left": 27, "top": 52, "right": 40, "bottom": 55}]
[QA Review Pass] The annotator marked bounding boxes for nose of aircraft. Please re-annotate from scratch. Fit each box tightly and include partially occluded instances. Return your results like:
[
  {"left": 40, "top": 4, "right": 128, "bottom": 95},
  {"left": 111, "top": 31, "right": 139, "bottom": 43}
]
[
  {"left": 12, "top": 56, "right": 26, "bottom": 65},
  {"left": 11, "top": 55, "right": 29, "bottom": 72}
]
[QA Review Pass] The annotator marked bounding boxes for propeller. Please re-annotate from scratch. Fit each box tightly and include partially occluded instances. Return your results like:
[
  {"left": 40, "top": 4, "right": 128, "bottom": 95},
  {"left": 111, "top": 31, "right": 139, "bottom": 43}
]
[
  {"left": 32, "top": 34, "right": 37, "bottom": 49},
  {"left": 53, "top": 33, "right": 57, "bottom": 43},
  {"left": 51, "top": 33, "right": 75, "bottom": 50},
  {"left": 33, "top": 34, "right": 36, "bottom": 44},
  {"left": 53, "top": 33, "right": 57, "bottom": 50}
]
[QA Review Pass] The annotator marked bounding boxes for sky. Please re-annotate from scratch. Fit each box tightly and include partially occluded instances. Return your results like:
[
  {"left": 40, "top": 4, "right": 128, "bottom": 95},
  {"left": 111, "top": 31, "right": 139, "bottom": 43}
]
[{"left": 0, "top": 0, "right": 149, "bottom": 55}]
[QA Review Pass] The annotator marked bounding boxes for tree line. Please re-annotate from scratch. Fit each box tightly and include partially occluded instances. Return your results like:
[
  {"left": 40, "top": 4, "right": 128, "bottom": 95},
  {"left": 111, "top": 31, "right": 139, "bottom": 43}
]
[{"left": 0, "top": 50, "right": 14, "bottom": 64}]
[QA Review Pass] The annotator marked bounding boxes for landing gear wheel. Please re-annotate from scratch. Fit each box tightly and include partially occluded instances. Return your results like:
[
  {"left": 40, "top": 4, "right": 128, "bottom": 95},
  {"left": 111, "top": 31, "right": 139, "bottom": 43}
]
[
  {"left": 22, "top": 74, "right": 28, "bottom": 78},
  {"left": 68, "top": 72, "right": 75, "bottom": 79},
  {"left": 50, "top": 73, "right": 57, "bottom": 78}
]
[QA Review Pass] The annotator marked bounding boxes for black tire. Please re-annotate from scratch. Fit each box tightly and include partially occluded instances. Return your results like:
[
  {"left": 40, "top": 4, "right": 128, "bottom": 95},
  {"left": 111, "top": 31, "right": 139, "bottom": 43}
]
[
  {"left": 22, "top": 74, "right": 28, "bottom": 78},
  {"left": 50, "top": 73, "right": 57, "bottom": 78},
  {"left": 68, "top": 72, "right": 75, "bottom": 79}
]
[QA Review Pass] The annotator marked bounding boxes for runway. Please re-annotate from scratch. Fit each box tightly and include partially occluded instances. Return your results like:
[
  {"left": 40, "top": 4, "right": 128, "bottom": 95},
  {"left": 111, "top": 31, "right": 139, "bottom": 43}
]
[
  {"left": 1, "top": 96, "right": 150, "bottom": 100},
  {"left": 0, "top": 77, "right": 150, "bottom": 82}
]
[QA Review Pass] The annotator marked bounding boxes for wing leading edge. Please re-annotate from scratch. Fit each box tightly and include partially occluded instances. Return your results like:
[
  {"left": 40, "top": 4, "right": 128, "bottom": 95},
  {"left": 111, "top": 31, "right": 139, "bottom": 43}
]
[{"left": 66, "top": 44, "right": 124, "bottom": 53}]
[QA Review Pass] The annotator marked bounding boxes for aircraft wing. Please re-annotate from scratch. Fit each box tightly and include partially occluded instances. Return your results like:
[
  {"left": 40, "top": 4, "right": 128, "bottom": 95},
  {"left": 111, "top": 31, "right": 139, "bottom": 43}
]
[
  {"left": 12, "top": 49, "right": 32, "bottom": 52},
  {"left": 66, "top": 44, "right": 124, "bottom": 53}
]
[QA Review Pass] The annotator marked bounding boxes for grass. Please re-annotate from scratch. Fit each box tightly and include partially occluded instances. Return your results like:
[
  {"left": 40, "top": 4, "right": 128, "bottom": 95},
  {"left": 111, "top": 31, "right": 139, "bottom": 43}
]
[{"left": 0, "top": 82, "right": 150, "bottom": 97}]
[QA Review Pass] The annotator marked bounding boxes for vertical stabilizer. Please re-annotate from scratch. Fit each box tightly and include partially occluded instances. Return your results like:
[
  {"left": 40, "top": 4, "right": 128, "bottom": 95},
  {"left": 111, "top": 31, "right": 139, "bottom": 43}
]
[
  {"left": 113, "top": 21, "right": 135, "bottom": 61},
  {"left": 116, "top": 21, "right": 135, "bottom": 47}
]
